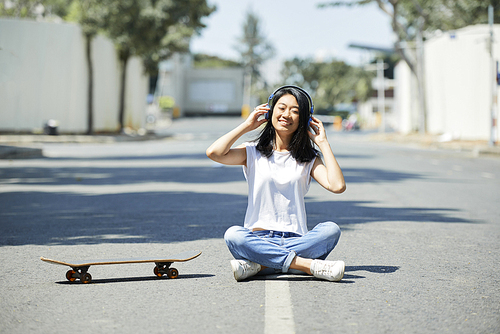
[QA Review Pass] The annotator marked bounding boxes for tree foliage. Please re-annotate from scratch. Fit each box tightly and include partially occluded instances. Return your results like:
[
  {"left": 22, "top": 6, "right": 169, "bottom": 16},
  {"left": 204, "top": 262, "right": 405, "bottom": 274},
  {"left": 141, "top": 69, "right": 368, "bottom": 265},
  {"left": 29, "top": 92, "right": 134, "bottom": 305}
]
[
  {"left": 65, "top": 0, "right": 103, "bottom": 38},
  {"left": 2, "top": 0, "right": 215, "bottom": 132},
  {"left": 193, "top": 53, "right": 241, "bottom": 68},
  {"left": 319, "top": 0, "right": 500, "bottom": 73},
  {"left": 65, "top": 0, "right": 106, "bottom": 134},
  {"left": 318, "top": 0, "right": 499, "bottom": 132},
  {"left": 235, "top": 9, "right": 275, "bottom": 84},
  {"left": 281, "top": 57, "right": 374, "bottom": 113},
  {"left": 0, "top": 0, "right": 71, "bottom": 19},
  {"left": 96, "top": 0, "right": 215, "bottom": 130},
  {"left": 100, "top": 0, "right": 214, "bottom": 73}
]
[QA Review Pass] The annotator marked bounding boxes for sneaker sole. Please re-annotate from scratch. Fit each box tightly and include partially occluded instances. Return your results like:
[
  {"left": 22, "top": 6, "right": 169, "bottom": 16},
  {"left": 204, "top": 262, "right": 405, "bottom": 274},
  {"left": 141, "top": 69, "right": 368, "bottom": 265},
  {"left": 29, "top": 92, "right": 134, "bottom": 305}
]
[
  {"left": 337, "top": 261, "right": 345, "bottom": 281},
  {"left": 230, "top": 260, "right": 243, "bottom": 281}
]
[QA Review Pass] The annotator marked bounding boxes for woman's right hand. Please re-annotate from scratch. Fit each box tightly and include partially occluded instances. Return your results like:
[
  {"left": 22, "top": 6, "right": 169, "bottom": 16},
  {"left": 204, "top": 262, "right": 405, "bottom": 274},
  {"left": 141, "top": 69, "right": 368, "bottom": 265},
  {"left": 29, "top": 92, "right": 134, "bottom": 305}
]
[
  {"left": 244, "top": 103, "right": 269, "bottom": 131},
  {"left": 206, "top": 103, "right": 269, "bottom": 166}
]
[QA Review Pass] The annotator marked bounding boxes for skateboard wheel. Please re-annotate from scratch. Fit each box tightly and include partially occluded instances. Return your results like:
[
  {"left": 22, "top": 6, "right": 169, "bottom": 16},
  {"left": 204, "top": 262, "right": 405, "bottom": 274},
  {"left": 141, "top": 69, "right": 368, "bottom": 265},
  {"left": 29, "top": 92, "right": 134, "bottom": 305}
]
[
  {"left": 167, "top": 268, "right": 179, "bottom": 279},
  {"left": 153, "top": 266, "right": 163, "bottom": 277},
  {"left": 66, "top": 270, "right": 77, "bottom": 282},
  {"left": 81, "top": 273, "right": 92, "bottom": 284}
]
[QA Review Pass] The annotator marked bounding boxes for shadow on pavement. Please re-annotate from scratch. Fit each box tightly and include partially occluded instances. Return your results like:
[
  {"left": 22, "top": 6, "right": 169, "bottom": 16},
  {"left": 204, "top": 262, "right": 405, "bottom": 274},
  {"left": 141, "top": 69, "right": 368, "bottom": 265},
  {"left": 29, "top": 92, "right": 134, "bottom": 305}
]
[
  {"left": 244, "top": 274, "right": 358, "bottom": 284},
  {"left": 47, "top": 153, "right": 210, "bottom": 161},
  {"left": 345, "top": 265, "right": 400, "bottom": 274},
  {"left": 0, "top": 165, "right": 421, "bottom": 186},
  {"left": 0, "top": 189, "right": 478, "bottom": 246},
  {"left": 233, "top": 265, "right": 399, "bottom": 283},
  {"left": 0, "top": 153, "right": 479, "bottom": 246},
  {"left": 306, "top": 200, "right": 478, "bottom": 229},
  {"left": 54, "top": 273, "right": 215, "bottom": 285}
]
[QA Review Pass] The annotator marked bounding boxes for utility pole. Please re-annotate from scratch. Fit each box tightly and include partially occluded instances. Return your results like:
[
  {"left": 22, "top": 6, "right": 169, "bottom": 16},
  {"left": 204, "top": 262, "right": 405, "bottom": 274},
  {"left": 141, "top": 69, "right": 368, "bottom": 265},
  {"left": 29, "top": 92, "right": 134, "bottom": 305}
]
[
  {"left": 489, "top": 5, "right": 498, "bottom": 146},
  {"left": 241, "top": 69, "right": 252, "bottom": 118},
  {"left": 416, "top": 16, "right": 426, "bottom": 135},
  {"left": 364, "top": 59, "right": 388, "bottom": 133},
  {"left": 377, "top": 58, "right": 386, "bottom": 133}
]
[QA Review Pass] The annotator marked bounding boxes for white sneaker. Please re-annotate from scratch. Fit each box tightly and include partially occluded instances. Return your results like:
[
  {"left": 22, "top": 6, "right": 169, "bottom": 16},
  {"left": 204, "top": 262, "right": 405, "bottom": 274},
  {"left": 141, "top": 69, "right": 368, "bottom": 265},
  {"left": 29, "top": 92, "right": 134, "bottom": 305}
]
[
  {"left": 230, "top": 260, "right": 261, "bottom": 281},
  {"left": 310, "top": 260, "right": 345, "bottom": 282}
]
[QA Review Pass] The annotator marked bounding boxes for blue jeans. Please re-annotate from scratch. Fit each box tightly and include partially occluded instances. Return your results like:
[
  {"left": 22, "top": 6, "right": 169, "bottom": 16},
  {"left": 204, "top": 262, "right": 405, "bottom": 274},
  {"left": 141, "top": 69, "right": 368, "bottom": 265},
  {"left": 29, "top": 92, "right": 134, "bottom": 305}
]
[{"left": 224, "top": 222, "right": 341, "bottom": 273}]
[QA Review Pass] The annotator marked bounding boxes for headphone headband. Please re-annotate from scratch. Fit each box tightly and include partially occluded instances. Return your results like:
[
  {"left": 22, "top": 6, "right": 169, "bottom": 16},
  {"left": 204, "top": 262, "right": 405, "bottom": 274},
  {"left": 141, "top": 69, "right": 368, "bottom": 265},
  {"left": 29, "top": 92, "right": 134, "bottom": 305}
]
[{"left": 267, "top": 85, "right": 314, "bottom": 115}]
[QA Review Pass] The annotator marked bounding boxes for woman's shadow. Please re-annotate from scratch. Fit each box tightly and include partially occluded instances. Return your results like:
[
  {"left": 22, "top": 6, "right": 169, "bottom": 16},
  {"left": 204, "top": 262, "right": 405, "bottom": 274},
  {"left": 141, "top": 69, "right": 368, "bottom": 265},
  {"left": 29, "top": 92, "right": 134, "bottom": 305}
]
[
  {"left": 342, "top": 265, "right": 400, "bottom": 282},
  {"left": 246, "top": 265, "right": 399, "bottom": 283}
]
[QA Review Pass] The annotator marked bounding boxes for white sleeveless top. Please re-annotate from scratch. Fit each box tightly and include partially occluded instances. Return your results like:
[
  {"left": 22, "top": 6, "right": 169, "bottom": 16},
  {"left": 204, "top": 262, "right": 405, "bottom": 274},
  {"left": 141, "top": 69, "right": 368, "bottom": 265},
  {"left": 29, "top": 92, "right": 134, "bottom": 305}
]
[{"left": 242, "top": 142, "right": 316, "bottom": 235}]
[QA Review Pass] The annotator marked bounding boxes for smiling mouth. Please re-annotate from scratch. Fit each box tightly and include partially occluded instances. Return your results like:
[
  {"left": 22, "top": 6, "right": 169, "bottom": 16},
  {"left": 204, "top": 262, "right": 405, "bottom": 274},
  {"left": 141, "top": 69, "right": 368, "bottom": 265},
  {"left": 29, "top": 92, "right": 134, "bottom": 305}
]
[{"left": 279, "top": 119, "right": 292, "bottom": 126}]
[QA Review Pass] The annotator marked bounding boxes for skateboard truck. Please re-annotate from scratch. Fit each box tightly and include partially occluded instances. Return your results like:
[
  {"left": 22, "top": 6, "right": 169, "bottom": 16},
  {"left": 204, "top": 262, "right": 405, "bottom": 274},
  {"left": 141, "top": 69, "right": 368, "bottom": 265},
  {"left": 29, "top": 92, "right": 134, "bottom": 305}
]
[
  {"left": 154, "top": 262, "right": 179, "bottom": 279},
  {"left": 66, "top": 266, "right": 92, "bottom": 284}
]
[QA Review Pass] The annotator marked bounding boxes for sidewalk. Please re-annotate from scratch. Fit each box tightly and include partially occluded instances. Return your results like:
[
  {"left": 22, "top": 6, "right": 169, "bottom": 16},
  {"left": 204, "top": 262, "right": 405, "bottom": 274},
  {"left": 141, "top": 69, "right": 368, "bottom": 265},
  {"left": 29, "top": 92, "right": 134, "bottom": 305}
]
[
  {"left": 366, "top": 132, "right": 500, "bottom": 157},
  {"left": 0, "top": 133, "right": 170, "bottom": 159}
]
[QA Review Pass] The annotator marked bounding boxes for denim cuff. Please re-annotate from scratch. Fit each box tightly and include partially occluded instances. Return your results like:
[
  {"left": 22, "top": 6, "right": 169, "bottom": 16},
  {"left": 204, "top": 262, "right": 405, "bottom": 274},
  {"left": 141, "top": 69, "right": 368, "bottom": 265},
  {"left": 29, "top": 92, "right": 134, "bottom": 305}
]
[{"left": 282, "top": 250, "right": 296, "bottom": 273}]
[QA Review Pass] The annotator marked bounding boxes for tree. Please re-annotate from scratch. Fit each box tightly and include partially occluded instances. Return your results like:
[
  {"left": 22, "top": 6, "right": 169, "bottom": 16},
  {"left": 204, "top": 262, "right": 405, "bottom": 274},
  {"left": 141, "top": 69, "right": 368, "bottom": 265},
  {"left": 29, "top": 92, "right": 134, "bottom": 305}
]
[
  {"left": 281, "top": 57, "right": 374, "bottom": 113},
  {"left": 193, "top": 53, "right": 241, "bottom": 68},
  {"left": 0, "top": 0, "right": 71, "bottom": 19},
  {"left": 100, "top": 0, "right": 215, "bottom": 132},
  {"left": 235, "top": 9, "right": 275, "bottom": 98},
  {"left": 319, "top": 0, "right": 500, "bottom": 132},
  {"left": 65, "top": 0, "right": 104, "bottom": 135}
]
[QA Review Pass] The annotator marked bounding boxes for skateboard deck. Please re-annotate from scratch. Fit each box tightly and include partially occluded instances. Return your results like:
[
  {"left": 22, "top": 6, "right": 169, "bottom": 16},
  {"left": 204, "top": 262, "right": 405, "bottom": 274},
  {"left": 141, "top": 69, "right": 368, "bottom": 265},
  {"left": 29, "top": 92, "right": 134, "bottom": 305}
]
[{"left": 41, "top": 250, "right": 201, "bottom": 283}]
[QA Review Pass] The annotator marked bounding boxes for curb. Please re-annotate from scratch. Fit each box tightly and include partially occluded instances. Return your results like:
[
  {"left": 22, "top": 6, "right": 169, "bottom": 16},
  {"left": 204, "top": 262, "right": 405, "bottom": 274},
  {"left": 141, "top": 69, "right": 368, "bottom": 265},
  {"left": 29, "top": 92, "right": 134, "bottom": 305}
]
[
  {"left": 367, "top": 133, "right": 500, "bottom": 157},
  {"left": 0, "top": 134, "right": 172, "bottom": 159},
  {"left": 0, "top": 145, "right": 43, "bottom": 159}
]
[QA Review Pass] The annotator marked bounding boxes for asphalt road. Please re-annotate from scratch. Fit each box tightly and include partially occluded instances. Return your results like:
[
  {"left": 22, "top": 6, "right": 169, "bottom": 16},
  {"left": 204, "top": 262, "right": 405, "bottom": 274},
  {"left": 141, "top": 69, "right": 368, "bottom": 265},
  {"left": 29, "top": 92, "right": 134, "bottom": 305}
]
[{"left": 1, "top": 117, "right": 499, "bottom": 333}]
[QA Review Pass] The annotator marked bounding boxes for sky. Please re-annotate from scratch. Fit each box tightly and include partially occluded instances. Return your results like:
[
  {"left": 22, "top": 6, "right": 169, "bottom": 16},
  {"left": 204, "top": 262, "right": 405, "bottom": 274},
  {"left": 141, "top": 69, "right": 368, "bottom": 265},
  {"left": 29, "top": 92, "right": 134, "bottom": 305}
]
[{"left": 189, "top": 0, "right": 395, "bottom": 83}]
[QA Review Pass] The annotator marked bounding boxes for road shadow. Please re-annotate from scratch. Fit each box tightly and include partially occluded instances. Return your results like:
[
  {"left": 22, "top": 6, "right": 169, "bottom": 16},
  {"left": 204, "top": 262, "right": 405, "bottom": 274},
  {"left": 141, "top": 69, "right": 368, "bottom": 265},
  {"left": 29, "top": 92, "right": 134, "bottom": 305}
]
[
  {"left": 0, "top": 149, "right": 421, "bottom": 186},
  {"left": 0, "top": 154, "right": 479, "bottom": 246},
  {"left": 342, "top": 265, "right": 400, "bottom": 282},
  {"left": 0, "top": 164, "right": 246, "bottom": 185},
  {"left": 306, "top": 200, "right": 478, "bottom": 229},
  {"left": 47, "top": 153, "right": 210, "bottom": 161},
  {"left": 243, "top": 265, "right": 399, "bottom": 283},
  {"left": 0, "top": 191, "right": 247, "bottom": 246},
  {"left": 0, "top": 188, "right": 478, "bottom": 246},
  {"left": 54, "top": 273, "right": 215, "bottom": 285},
  {"left": 346, "top": 265, "right": 400, "bottom": 274},
  {"left": 244, "top": 274, "right": 356, "bottom": 284}
]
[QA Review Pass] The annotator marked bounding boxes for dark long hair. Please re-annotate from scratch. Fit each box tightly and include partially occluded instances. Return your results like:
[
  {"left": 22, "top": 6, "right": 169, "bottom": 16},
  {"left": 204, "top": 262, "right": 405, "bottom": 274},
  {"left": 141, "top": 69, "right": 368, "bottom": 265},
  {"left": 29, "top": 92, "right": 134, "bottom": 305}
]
[{"left": 255, "top": 87, "right": 318, "bottom": 163}]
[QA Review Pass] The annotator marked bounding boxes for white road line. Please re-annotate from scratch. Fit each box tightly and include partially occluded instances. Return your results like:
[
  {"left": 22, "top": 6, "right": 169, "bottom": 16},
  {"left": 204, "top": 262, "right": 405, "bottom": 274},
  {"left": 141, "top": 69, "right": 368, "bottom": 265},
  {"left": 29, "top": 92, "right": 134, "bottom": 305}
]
[{"left": 265, "top": 278, "right": 295, "bottom": 334}]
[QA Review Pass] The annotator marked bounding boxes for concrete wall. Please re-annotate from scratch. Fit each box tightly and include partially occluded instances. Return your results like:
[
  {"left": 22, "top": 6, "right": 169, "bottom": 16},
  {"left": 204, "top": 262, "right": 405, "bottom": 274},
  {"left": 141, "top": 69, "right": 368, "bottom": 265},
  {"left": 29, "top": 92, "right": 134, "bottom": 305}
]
[
  {"left": 394, "top": 60, "right": 420, "bottom": 134},
  {"left": 424, "top": 25, "right": 500, "bottom": 140},
  {"left": 394, "top": 24, "right": 500, "bottom": 140},
  {"left": 155, "top": 55, "right": 245, "bottom": 117},
  {"left": 156, "top": 53, "right": 190, "bottom": 117},
  {"left": 183, "top": 67, "right": 244, "bottom": 115},
  {"left": 0, "top": 18, "right": 148, "bottom": 133}
]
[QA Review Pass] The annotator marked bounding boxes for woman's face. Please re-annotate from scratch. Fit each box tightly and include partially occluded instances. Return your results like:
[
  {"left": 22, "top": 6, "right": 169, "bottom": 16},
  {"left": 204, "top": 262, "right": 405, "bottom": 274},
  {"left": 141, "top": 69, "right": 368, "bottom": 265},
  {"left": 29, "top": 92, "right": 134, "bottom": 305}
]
[{"left": 271, "top": 94, "right": 300, "bottom": 135}]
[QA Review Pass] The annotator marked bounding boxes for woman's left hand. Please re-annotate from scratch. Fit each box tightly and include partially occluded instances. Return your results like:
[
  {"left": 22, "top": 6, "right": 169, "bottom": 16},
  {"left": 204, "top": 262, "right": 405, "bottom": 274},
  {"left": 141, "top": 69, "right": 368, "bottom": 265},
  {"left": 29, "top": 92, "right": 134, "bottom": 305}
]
[{"left": 308, "top": 116, "right": 328, "bottom": 145}]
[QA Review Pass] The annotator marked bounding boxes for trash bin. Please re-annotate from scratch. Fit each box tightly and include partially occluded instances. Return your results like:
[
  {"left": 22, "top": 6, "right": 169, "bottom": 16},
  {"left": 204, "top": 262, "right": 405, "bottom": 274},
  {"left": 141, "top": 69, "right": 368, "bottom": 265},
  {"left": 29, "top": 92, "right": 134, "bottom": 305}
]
[{"left": 44, "top": 119, "right": 59, "bottom": 135}]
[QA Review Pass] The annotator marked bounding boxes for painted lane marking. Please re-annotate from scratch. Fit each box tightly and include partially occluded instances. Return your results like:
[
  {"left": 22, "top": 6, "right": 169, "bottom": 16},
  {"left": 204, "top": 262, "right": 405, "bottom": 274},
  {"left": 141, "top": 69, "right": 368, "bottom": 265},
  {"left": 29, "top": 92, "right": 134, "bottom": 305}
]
[{"left": 265, "top": 278, "right": 295, "bottom": 334}]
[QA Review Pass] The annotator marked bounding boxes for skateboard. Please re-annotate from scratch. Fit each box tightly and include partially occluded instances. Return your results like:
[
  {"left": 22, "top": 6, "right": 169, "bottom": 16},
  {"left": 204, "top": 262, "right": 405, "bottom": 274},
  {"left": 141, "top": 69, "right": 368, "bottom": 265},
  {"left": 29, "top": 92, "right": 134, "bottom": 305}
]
[{"left": 40, "top": 250, "right": 201, "bottom": 283}]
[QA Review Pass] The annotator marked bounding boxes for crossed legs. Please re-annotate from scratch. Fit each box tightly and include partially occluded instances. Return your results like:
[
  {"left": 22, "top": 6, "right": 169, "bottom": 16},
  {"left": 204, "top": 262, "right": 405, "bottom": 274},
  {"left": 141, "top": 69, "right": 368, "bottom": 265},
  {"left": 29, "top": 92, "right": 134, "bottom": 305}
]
[{"left": 224, "top": 222, "right": 343, "bottom": 280}]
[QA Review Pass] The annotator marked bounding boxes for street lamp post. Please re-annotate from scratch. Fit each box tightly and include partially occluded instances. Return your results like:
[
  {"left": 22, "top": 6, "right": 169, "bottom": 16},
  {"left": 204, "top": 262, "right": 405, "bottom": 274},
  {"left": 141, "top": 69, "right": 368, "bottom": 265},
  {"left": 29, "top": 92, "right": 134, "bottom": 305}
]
[
  {"left": 489, "top": 5, "right": 498, "bottom": 146},
  {"left": 377, "top": 58, "right": 386, "bottom": 133}
]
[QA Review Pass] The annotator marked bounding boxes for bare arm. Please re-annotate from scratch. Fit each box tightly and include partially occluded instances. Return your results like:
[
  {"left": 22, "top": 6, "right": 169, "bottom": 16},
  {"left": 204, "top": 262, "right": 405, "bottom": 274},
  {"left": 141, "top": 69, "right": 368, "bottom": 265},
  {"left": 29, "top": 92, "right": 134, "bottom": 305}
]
[
  {"left": 308, "top": 116, "right": 346, "bottom": 194},
  {"left": 206, "top": 105, "right": 269, "bottom": 166}
]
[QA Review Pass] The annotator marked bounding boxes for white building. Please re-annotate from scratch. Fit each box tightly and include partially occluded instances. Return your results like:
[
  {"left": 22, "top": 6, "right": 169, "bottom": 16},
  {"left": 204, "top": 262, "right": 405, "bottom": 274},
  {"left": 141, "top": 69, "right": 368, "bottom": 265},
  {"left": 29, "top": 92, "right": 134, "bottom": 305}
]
[
  {"left": 394, "top": 24, "right": 500, "bottom": 141},
  {"left": 155, "top": 54, "right": 246, "bottom": 117}
]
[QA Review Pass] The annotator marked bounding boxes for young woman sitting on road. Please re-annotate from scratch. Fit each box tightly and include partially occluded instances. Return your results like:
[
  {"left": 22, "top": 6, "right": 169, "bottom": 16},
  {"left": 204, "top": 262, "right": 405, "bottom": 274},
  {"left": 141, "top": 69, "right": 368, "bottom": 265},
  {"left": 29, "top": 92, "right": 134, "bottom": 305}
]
[{"left": 206, "top": 86, "right": 346, "bottom": 281}]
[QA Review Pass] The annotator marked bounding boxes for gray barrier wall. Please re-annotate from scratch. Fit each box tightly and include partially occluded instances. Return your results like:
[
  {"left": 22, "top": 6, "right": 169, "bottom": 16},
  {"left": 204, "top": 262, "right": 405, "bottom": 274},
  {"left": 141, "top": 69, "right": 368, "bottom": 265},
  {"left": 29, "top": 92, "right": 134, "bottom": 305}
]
[{"left": 0, "top": 18, "right": 148, "bottom": 133}]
